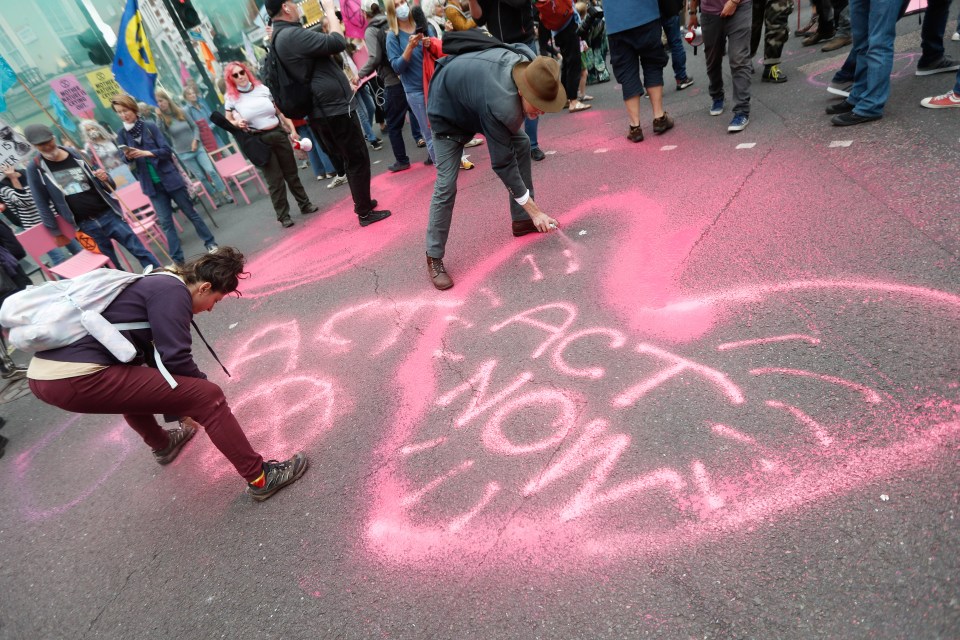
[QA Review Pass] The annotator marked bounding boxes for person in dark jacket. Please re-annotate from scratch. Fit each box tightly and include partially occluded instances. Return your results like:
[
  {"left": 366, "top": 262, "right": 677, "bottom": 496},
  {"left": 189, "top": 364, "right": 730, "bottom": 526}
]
[
  {"left": 26, "top": 248, "right": 308, "bottom": 502},
  {"left": 424, "top": 49, "right": 563, "bottom": 290},
  {"left": 266, "top": 0, "right": 392, "bottom": 227},
  {"left": 112, "top": 94, "right": 219, "bottom": 263},
  {"left": 23, "top": 124, "right": 161, "bottom": 272}
]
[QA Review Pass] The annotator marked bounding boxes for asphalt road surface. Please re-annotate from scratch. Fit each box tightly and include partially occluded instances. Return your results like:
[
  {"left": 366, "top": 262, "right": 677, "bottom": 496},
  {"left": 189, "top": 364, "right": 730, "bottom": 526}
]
[{"left": 1, "top": 17, "right": 958, "bottom": 640}]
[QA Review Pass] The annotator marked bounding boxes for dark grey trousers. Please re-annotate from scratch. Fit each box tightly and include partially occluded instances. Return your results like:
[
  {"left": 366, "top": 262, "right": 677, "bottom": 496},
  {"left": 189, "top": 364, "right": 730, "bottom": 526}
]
[{"left": 702, "top": 6, "right": 754, "bottom": 116}]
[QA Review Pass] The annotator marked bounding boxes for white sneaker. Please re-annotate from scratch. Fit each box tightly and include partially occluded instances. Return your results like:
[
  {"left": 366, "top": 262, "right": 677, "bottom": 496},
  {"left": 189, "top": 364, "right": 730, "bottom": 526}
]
[
  {"left": 327, "top": 175, "right": 348, "bottom": 189},
  {"left": 953, "top": 32, "right": 959, "bottom": 41},
  {"left": 464, "top": 137, "right": 484, "bottom": 148}
]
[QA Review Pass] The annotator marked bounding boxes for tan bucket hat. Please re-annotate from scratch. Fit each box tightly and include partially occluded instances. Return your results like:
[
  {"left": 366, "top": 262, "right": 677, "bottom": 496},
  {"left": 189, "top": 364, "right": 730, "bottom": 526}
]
[{"left": 512, "top": 56, "right": 567, "bottom": 113}]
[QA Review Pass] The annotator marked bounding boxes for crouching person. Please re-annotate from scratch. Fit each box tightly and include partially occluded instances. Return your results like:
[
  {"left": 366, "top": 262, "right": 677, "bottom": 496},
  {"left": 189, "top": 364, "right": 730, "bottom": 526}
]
[{"left": 25, "top": 247, "right": 307, "bottom": 502}]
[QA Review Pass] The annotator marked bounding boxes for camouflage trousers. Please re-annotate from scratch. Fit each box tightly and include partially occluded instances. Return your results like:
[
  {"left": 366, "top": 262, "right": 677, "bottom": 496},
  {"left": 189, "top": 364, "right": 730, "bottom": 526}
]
[{"left": 750, "top": 0, "right": 795, "bottom": 64}]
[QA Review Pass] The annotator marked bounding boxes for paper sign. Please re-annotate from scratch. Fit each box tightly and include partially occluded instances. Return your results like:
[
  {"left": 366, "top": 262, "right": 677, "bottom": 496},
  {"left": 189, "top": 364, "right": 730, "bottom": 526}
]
[
  {"left": 51, "top": 74, "right": 95, "bottom": 116},
  {"left": 0, "top": 117, "right": 34, "bottom": 168},
  {"left": 85, "top": 68, "right": 122, "bottom": 108}
]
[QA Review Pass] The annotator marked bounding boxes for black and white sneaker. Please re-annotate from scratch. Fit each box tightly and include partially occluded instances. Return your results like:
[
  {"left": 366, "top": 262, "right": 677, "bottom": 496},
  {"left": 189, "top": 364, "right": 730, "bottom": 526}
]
[
  {"left": 247, "top": 453, "right": 309, "bottom": 502},
  {"left": 152, "top": 422, "right": 197, "bottom": 465},
  {"left": 916, "top": 56, "right": 960, "bottom": 76}
]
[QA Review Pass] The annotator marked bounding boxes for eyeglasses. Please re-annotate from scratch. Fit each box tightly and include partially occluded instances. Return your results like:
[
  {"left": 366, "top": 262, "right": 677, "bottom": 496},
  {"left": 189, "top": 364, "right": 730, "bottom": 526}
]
[{"left": 231, "top": 70, "right": 246, "bottom": 78}]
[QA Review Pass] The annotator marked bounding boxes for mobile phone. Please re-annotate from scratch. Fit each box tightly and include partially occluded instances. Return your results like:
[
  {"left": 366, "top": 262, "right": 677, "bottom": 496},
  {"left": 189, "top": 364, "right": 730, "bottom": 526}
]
[
  {"left": 118, "top": 144, "right": 132, "bottom": 152},
  {"left": 415, "top": 26, "right": 425, "bottom": 35}
]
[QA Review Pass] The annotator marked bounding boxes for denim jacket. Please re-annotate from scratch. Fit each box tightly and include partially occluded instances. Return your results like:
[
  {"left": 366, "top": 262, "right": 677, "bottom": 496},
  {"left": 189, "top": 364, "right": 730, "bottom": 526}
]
[
  {"left": 25, "top": 146, "right": 122, "bottom": 236},
  {"left": 116, "top": 120, "right": 186, "bottom": 197}
]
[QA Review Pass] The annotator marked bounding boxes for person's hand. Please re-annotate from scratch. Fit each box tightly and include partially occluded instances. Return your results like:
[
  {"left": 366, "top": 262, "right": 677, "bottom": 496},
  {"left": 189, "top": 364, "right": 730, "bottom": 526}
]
[
  {"left": 1, "top": 164, "right": 19, "bottom": 180},
  {"left": 191, "top": 139, "right": 199, "bottom": 152},
  {"left": 530, "top": 211, "right": 558, "bottom": 233},
  {"left": 92, "top": 168, "right": 109, "bottom": 182},
  {"left": 407, "top": 33, "right": 424, "bottom": 50},
  {"left": 688, "top": 12, "right": 699, "bottom": 29},
  {"left": 349, "top": 75, "right": 360, "bottom": 89},
  {"left": 234, "top": 116, "right": 249, "bottom": 130},
  {"left": 123, "top": 148, "right": 152, "bottom": 159},
  {"left": 289, "top": 130, "right": 300, "bottom": 144},
  {"left": 720, "top": 0, "right": 736, "bottom": 16},
  {"left": 54, "top": 233, "right": 71, "bottom": 247},
  {"left": 444, "top": 19, "right": 454, "bottom": 30}
]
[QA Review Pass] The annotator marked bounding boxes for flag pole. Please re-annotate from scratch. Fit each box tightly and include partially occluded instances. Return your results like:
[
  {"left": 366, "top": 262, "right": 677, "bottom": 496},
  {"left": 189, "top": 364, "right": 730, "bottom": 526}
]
[{"left": 16, "top": 77, "right": 79, "bottom": 148}]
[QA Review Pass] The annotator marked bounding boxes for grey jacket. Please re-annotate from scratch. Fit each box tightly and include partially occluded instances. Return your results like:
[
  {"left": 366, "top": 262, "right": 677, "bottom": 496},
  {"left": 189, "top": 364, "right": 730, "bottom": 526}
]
[
  {"left": 357, "top": 14, "right": 400, "bottom": 86},
  {"left": 427, "top": 47, "right": 534, "bottom": 199},
  {"left": 25, "top": 147, "right": 123, "bottom": 235},
  {"left": 271, "top": 19, "right": 356, "bottom": 119}
]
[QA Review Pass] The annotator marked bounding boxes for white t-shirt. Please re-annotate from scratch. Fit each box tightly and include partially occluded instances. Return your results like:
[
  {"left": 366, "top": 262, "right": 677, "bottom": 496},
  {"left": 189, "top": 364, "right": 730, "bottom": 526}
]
[{"left": 224, "top": 84, "right": 280, "bottom": 130}]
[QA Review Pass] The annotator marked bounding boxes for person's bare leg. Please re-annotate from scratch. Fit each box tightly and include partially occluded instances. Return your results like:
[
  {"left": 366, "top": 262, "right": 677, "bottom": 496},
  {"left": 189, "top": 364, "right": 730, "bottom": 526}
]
[
  {"left": 647, "top": 85, "right": 665, "bottom": 119},
  {"left": 624, "top": 95, "right": 642, "bottom": 126}
]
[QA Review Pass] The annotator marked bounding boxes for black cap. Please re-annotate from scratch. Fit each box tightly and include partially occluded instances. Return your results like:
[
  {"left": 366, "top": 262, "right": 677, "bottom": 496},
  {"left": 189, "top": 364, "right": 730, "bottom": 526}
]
[{"left": 23, "top": 123, "right": 55, "bottom": 146}]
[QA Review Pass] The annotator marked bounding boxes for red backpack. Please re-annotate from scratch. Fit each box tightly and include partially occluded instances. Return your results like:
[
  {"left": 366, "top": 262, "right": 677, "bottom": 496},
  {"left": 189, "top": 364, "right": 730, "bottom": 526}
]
[{"left": 535, "top": 0, "right": 575, "bottom": 31}]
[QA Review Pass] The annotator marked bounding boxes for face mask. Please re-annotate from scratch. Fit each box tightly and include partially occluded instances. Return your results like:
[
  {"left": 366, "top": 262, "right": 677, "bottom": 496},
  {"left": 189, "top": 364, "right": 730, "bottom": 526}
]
[{"left": 395, "top": 4, "right": 410, "bottom": 20}]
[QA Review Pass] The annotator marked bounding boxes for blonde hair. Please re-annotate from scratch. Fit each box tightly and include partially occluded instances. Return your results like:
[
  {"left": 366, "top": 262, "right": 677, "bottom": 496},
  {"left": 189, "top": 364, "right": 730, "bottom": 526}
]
[
  {"left": 385, "top": 0, "right": 399, "bottom": 34},
  {"left": 575, "top": 1, "right": 587, "bottom": 16},
  {"left": 155, "top": 88, "right": 187, "bottom": 126}
]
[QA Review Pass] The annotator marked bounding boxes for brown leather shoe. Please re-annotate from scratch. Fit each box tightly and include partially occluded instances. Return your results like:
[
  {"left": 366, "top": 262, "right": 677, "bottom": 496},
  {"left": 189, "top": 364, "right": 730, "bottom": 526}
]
[
  {"left": 802, "top": 31, "right": 835, "bottom": 46},
  {"left": 427, "top": 255, "right": 453, "bottom": 290},
  {"left": 512, "top": 219, "right": 538, "bottom": 237},
  {"left": 821, "top": 34, "right": 852, "bottom": 52}
]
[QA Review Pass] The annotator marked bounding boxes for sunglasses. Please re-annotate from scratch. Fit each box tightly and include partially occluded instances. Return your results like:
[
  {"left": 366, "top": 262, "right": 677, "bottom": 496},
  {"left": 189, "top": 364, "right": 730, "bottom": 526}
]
[{"left": 231, "top": 70, "right": 246, "bottom": 78}]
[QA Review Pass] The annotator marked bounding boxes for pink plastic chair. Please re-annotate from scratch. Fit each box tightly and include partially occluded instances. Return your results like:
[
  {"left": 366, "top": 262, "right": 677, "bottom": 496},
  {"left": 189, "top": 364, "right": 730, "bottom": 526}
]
[
  {"left": 17, "top": 218, "right": 113, "bottom": 281},
  {"left": 214, "top": 154, "right": 267, "bottom": 205},
  {"left": 114, "top": 184, "right": 173, "bottom": 250}
]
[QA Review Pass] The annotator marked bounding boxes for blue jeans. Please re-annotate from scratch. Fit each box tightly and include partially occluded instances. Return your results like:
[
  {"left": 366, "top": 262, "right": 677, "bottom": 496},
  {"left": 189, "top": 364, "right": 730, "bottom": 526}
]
[
  {"left": 521, "top": 38, "right": 540, "bottom": 149},
  {"left": 919, "top": 0, "right": 953, "bottom": 66},
  {"left": 47, "top": 239, "right": 83, "bottom": 266},
  {"left": 663, "top": 15, "right": 689, "bottom": 81},
  {"left": 178, "top": 149, "right": 227, "bottom": 198},
  {"left": 356, "top": 85, "right": 380, "bottom": 143},
  {"left": 295, "top": 125, "right": 336, "bottom": 176},
  {"left": 847, "top": 0, "right": 901, "bottom": 117},
  {"left": 405, "top": 90, "right": 435, "bottom": 163},
  {"left": 77, "top": 213, "right": 160, "bottom": 270},
  {"left": 149, "top": 183, "right": 217, "bottom": 264},
  {"left": 954, "top": 67, "right": 960, "bottom": 94}
]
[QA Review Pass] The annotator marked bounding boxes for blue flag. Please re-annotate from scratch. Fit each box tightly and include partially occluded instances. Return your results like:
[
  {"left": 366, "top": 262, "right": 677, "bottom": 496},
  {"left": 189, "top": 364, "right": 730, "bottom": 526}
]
[
  {"left": 0, "top": 54, "right": 17, "bottom": 112},
  {"left": 111, "top": 0, "right": 157, "bottom": 106},
  {"left": 49, "top": 91, "right": 77, "bottom": 133}
]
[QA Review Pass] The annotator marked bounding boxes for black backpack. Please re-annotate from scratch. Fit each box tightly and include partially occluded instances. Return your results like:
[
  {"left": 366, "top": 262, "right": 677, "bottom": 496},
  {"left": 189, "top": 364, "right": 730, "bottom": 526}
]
[{"left": 261, "top": 28, "right": 315, "bottom": 119}]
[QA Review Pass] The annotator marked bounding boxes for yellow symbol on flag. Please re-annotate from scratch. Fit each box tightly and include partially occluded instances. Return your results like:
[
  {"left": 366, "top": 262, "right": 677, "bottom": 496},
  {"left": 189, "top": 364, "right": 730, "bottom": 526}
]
[{"left": 124, "top": 12, "right": 156, "bottom": 74}]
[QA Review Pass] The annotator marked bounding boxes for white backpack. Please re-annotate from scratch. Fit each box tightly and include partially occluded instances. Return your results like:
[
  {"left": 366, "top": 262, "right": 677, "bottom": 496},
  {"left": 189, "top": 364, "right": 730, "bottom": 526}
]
[{"left": 0, "top": 269, "right": 150, "bottom": 362}]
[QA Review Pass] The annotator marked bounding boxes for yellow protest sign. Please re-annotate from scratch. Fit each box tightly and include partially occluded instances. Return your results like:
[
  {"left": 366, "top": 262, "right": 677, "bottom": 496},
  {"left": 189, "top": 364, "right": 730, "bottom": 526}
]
[
  {"left": 300, "top": 0, "right": 324, "bottom": 27},
  {"left": 85, "top": 68, "right": 122, "bottom": 107}
]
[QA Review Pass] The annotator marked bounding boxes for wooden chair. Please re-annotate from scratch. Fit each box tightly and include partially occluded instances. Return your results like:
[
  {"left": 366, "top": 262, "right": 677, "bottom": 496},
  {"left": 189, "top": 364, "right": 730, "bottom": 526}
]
[
  {"left": 214, "top": 153, "right": 268, "bottom": 205},
  {"left": 17, "top": 218, "right": 112, "bottom": 281}
]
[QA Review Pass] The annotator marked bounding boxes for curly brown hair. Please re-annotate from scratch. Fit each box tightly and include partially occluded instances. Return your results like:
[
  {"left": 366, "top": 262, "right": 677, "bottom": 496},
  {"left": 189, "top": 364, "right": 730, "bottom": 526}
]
[{"left": 171, "top": 246, "right": 249, "bottom": 294}]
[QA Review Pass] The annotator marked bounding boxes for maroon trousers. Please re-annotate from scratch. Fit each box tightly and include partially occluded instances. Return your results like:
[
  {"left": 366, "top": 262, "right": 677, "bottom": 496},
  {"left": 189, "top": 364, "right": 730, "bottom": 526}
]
[{"left": 29, "top": 366, "right": 263, "bottom": 482}]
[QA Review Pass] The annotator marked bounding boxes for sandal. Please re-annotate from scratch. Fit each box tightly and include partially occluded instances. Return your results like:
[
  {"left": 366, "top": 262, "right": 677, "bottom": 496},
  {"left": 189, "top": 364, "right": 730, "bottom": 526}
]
[
  {"left": 568, "top": 102, "right": 592, "bottom": 113},
  {"left": 578, "top": 94, "right": 594, "bottom": 101}
]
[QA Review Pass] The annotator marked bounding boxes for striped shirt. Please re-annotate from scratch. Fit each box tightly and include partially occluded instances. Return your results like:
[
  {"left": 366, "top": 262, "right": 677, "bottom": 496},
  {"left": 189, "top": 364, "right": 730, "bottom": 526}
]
[{"left": 0, "top": 185, "right": 42, "bottom": 229}]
